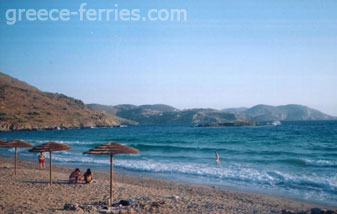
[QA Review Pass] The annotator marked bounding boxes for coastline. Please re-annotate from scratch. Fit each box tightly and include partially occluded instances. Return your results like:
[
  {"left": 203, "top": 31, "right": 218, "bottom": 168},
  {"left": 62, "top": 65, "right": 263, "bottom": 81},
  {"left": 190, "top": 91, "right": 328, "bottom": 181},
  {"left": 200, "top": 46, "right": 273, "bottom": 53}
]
[{"left": 0, "top": 156, "right": 335, "bottom": 214}]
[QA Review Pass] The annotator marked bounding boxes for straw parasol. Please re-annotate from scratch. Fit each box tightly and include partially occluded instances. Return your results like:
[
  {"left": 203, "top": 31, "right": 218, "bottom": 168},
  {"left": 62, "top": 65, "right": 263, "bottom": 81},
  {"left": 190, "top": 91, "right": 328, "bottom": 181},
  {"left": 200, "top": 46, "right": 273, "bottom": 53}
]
[
  {"left": 84, "top": 142, "right": 139, "bottom": 206},
  {"left": 29, "top": 142, "right": 72, "bottom": 185},
  {"left": 0, "top": 139, "right": 33, "bottom": 176}
]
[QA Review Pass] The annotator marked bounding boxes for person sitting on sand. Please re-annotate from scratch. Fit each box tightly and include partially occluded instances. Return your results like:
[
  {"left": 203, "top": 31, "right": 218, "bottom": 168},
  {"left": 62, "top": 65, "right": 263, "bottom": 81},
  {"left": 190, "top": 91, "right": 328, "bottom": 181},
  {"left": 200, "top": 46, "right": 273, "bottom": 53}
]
[
  {"left": 69, "top": 168, "right": 83, "bottom": 184},
  {"left": 38, "top": 152, "right": 45, "bottom": 169},
  {"left": 83, "top": 168, "right": 93, "bottom": 184}
]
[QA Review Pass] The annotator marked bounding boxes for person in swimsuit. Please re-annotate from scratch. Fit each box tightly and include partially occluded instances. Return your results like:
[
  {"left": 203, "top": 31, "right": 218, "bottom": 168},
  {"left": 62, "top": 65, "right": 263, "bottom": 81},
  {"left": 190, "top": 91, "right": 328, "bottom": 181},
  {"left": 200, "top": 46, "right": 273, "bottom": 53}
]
[
  {"left": 83, "top": 169, "right": 93, "bottom": 184},
  {"left": 215, "top": 152, "right": 220, "bottom": 163},
  {"left": 38, "top": 152, "right": 45, "bottom": 169},
  {"left": 69, "top": 168, "right": 83, "bottom": 184}
]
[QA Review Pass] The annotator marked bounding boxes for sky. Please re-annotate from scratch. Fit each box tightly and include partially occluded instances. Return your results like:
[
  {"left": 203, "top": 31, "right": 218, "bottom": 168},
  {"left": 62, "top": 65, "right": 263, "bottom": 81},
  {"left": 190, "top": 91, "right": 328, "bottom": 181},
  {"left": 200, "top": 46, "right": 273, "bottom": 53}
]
[{"left": 0, "top": 0, "right": 336, "bottom": 115}]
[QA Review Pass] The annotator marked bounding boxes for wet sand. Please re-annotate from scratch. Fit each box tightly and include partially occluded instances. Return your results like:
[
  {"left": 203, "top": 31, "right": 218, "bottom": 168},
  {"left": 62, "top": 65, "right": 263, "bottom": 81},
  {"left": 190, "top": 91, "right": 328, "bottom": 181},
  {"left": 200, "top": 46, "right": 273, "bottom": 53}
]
[{"left": 0, "top": 157, "right": 335, "bottom": 214}]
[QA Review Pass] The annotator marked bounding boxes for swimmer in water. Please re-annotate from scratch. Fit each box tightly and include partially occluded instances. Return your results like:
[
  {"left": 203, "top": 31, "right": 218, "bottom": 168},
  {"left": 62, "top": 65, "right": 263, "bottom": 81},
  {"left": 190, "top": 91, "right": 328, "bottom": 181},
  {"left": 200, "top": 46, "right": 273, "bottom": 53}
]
[{"left": 215, "top": 152, "right": 220, "bottom": 163}]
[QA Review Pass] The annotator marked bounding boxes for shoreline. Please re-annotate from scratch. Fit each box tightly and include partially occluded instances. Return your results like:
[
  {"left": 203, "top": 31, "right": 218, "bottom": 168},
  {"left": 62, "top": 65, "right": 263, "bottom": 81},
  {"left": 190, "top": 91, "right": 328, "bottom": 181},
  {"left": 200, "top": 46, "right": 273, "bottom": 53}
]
[
  {"left": 3, "top": 152, "right": 335, "bottom": 208},
  {"left": 115, "top": 168, "right": 337, "bottom": 208},
  {"left": 0, "top": 124, "right": 135, "bottom": 132},
  {"left": 0, "top": 156, "right": 336, "bottom": 214}
]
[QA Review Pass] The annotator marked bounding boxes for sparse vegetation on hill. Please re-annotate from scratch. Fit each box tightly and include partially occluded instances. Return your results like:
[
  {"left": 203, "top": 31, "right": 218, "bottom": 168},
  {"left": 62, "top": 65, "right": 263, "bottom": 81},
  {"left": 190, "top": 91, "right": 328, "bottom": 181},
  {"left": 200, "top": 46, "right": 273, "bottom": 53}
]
[
  {"left": 0, "top": 72, "right": 136, "bottom": 131},
  {"left": 223, "top": 104, "right": 336, "bottom": 122},
  {"left": 88, "top": 104, "right": 252, "bottom": 125},
  {"left": 2, "top": 72, "right": 334, "bottom": 131}
]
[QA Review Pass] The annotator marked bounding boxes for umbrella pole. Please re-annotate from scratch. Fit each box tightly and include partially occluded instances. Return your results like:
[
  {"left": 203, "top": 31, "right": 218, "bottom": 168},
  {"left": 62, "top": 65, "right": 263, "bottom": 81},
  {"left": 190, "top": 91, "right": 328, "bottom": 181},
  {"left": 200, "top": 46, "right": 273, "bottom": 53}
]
[
  {"left": 49, "top": 151, "right": 52, "bottom": 185},
  {"left": 110, "top": 154, "right": 113, "bottom": 206},
  {"left": 14, "top": 147, "right": 17, "bottom": 176}
]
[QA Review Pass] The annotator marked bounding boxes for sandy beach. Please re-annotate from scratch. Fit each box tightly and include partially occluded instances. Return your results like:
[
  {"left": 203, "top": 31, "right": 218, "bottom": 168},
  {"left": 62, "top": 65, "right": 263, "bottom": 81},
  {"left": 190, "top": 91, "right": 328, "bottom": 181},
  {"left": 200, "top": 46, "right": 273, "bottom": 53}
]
[{"left": 0, "top": 156, "right": 335, "bottom": 214}]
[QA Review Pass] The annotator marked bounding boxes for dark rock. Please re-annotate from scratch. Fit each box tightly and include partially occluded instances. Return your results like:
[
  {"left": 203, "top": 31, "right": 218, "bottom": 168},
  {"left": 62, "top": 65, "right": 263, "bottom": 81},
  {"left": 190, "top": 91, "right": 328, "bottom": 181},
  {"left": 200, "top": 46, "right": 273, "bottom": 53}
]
[
  {"left": 64, "top": 203, "right": 81, "bottom": 211},
  {"left": 311, "top": 208, "right": 323, "bottom": 214},
  {"left": 151, "top": 201, "right": 165, "bottom": 208},
  {"left": 112, "top": 202, "right": 120, "bottom": 207},
  {"left": 119, "top": 200, "right": 131, "bottom": 206},
  {"left": 282, "top": 210, "right": 296, "bottom": 214},
  {"left": 79, "top": 205, "right": 97, "bottom": 213},
  {"left": 92, "top": 200, "right": 106, "bottom": 206}
]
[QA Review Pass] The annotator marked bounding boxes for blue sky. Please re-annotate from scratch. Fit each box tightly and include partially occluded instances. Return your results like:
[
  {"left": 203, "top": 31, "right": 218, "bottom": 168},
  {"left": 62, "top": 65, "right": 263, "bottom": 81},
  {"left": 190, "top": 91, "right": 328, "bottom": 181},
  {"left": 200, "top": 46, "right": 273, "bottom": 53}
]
[{"left": 0, "top": 0, "right": 336, "bottom": 115}]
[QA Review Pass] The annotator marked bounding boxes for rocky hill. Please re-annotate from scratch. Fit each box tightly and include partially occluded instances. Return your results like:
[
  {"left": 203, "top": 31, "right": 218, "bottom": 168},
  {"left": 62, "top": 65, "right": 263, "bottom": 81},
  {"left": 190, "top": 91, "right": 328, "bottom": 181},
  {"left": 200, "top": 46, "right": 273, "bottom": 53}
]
[
  {"left": 221, "top": 107, "right": 248, "bottom": 114},
  {"left": 88, "top": 104, "right": 253, "bottom": 126},
  {"left": 0, "top": 72, "right": 136, "bottom": 131},
  {"left": 222, "top": 104, "right": 335, "bottom": 122}
]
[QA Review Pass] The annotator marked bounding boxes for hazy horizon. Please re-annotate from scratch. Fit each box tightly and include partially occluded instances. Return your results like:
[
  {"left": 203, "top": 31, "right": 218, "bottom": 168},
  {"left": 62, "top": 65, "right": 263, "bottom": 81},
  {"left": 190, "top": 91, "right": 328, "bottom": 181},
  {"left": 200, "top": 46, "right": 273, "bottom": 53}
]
[
  {"left": 3, "top": 68, "right": 337, "bottom": 116},
  {"left": 87, "top": 102, "right": 337, "bottom": 117},
  {"left": 1, "top": 0, "right": 336, "bottom": 115}
]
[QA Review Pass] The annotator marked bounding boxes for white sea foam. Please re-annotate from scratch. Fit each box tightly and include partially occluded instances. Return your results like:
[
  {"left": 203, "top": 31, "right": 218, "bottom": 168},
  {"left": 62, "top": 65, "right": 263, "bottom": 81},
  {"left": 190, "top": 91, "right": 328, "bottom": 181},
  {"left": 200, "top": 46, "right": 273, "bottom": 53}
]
[
  {"left": 61, "top": 140, "right": 97, "bottom": 145},
  {"left": 112, "top": 159, "right": 284, "bottom": 185},
  {"left": 304, "top": 159, "right": 337, "bottom": 167},
  {"left": 53, "top": 154, "right": 109, "bottom": 164},
  {"left": 49, "top": 154, "right": 336, "bottom": 191}
]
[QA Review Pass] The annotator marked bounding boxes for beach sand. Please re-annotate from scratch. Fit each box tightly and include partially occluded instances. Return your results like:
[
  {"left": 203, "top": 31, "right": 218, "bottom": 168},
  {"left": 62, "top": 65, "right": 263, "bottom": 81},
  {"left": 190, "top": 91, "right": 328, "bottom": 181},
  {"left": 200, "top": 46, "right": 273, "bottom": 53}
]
[{"left": 0, "top": 157, "right": 335, "bottom": 214}]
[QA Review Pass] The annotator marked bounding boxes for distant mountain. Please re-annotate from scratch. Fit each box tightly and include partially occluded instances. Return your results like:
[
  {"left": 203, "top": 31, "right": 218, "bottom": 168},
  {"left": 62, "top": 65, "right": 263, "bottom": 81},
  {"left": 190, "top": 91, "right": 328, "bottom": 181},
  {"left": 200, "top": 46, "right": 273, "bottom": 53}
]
[
  {"left": 86, "top": 103, "right": 119, "bottom": 116},
  {"left": 88, "top": 104, "right": 253, "bottom": 125},
  {"left": 222, "top": 104, "right": 335, "bottom": 122},
  {"left": 87, "top": 104, "right": 178, "bottom": 123},
  {"left": 0, "top": 72, "right": 136, "bottom": 131},
  {"left": 222, "top": 107, "right": 248, "bottom": 114},
  {"left": 3, "top": 71, "right": 330, "bottom": 131}
]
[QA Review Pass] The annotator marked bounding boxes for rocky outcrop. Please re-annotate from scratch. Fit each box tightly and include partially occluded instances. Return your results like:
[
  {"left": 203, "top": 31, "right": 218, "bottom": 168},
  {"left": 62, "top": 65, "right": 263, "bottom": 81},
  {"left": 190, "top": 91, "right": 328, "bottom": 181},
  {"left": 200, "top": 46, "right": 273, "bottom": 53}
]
[
  {"left": 282, "top": 208, "right": 337, "bottom": 214},
  {"left": 0, "top": 72, "right": 137, "bottom": 131},
  {"left": 223, "top": 104, "right": 336, "bottom": 122},
  {"left": 88, "top": 104, "right": 253, "bottom": 126},
  {"left": 195, "top": 121, "right": 256, "bottom": 127}
]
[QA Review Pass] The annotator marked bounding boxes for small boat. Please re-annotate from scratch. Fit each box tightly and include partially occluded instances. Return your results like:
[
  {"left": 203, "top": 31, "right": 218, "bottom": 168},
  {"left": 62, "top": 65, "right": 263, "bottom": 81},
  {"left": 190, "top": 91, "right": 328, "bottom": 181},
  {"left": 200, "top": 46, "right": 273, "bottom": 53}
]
[{"left": 272, "top": 121, "right": 281, "bottom": 126}]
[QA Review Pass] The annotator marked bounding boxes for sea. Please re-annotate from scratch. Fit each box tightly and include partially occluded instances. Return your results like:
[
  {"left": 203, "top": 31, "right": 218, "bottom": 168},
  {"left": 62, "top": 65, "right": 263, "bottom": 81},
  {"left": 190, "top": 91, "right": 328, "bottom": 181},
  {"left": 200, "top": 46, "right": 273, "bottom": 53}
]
[{"left": 0, "top": 121, "right": 336, "bottom": 206}]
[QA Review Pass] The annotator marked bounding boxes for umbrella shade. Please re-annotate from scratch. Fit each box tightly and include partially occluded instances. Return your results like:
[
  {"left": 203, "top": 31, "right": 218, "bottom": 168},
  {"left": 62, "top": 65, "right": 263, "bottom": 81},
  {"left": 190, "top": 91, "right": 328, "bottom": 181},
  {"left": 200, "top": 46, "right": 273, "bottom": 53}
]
[
  {"left": 0, "top": 139, "right": 33, "bottom": 148},
  {"left": 83, "top": 142, "right": 139, "bottom": 206},
  {"left": 84, "top": 142, "right": 139, "bottom": 155},
  {"left": 29, "top": 142, "right": 72, "bottom": 152},
  {"left": 0, "top": 139, "right": 33, "bottom": 176},
  {"left": 29, "top": 142, "right": 72, "bottom": 184}
]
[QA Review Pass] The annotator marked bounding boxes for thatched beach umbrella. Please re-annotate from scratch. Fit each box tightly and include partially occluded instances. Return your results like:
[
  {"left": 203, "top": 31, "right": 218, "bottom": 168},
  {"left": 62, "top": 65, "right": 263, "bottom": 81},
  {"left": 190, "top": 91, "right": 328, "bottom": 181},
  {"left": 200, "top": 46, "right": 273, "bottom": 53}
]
[
  {"left": 84, "top": 142, "right": 139, "bottom": 206},
  {"left": 0, "top": 139, "right": 33, "bottom": 176},
  {"left": 29, "top": 142, "right": 72, "bottom": 185}
]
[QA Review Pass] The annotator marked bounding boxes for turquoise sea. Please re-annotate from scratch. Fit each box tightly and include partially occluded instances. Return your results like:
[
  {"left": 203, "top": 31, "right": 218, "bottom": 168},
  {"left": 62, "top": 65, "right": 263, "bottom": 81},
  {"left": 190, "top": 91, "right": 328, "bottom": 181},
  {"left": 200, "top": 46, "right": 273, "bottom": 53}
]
[{"left": 0, "top": 121, "right": 337, "bottom": 206}]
